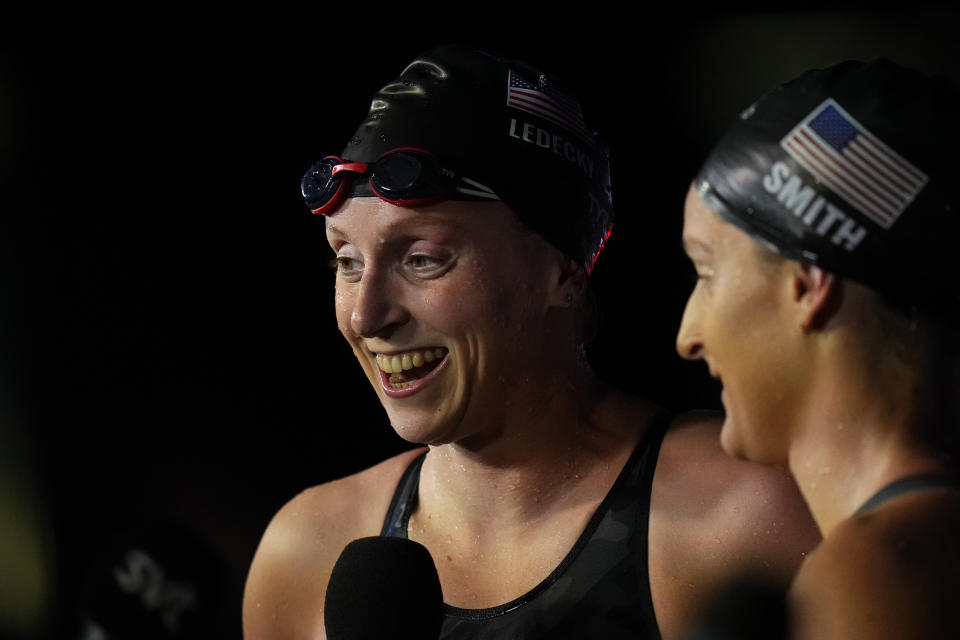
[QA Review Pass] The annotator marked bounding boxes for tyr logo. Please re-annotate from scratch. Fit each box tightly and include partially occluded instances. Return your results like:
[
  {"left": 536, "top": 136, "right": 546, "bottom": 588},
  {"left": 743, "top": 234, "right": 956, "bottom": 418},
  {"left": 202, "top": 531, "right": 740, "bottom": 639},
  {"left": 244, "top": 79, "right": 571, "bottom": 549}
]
[{"left": 114, "top": 548, "right": 198, "bottom": 633}]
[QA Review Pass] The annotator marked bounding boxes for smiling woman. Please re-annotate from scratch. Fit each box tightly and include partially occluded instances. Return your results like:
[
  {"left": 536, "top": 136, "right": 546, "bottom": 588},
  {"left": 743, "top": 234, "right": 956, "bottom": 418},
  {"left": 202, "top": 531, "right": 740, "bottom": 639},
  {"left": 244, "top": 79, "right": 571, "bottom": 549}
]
[
  {"left": 326, "top": 198, "right": 569, "bottom": 444},
  {"left": 242, "top": 44, "right": 819, "bottom": 640},
  {"left": 677, "top": 187, "right": 801, "bottom": 464},
  {"left": 678, "top": 59, "right": 960, "bottom": 639}
]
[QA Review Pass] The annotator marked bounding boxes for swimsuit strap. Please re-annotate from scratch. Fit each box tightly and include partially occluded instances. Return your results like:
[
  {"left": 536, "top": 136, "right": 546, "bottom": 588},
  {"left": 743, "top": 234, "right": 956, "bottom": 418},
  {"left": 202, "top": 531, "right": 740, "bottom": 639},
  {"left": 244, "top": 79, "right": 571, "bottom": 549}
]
[
  {"left": 380, "top": 450, "right": 427, "bottom": 538},
  {"left": 854, "top": 473, "right": 960, "bottom": 516}
]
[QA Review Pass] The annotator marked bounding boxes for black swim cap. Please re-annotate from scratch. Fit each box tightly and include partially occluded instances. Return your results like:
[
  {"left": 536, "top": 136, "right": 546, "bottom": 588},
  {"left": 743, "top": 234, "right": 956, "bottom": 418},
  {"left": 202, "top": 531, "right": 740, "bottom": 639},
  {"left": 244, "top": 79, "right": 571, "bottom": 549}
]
[
  {"left": 696, "top": 59, "right": 960, "bottom": 311},
  {"left": 337, "top": 44, "right": 614, "bottom": 272}
]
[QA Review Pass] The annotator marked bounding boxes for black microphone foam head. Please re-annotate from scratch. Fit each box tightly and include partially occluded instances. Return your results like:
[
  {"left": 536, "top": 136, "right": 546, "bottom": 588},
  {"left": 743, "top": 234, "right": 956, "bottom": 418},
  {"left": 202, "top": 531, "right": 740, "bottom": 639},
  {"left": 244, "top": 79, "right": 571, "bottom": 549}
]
[{"left": 324, "top": 536, "right": 443, "bottom": 640}]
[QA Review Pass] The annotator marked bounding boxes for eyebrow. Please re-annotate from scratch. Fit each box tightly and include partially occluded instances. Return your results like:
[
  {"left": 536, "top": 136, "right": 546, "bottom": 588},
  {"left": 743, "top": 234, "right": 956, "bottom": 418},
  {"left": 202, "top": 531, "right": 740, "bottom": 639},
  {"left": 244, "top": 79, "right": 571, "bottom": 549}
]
[
  {"left": 325, "top": 220, "right": 346, "bottom": 238},
  {"left": 682, "top": 237, "right": 713, "bottom": 257}
]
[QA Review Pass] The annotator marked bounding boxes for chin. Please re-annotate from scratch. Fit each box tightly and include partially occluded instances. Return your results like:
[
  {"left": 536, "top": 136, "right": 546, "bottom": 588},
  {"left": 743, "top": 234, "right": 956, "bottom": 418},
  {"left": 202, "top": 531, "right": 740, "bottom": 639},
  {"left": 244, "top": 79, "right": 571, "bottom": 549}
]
[
  {"left": 719, "top": 418, "right": 751, "bottom": 460},
  {"left": 721, "top": 416, "right": 788, "bottom": 466},
  {"left": 388, "top": 418, "right": 447, "bottom": 445},
  {"left": 382, "top": 399, "right": 468, "bottom": 446}
]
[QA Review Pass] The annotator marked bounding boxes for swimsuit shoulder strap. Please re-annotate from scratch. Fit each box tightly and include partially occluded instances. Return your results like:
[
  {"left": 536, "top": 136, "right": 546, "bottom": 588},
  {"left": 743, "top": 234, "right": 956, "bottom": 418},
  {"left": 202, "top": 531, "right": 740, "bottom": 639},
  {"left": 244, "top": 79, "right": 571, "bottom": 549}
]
[
  {"left": 854, "top": 473, "right": 960, "bottom": 516},
  {"left": 380, "top": 450, "right": 428, "bottom": 537}
]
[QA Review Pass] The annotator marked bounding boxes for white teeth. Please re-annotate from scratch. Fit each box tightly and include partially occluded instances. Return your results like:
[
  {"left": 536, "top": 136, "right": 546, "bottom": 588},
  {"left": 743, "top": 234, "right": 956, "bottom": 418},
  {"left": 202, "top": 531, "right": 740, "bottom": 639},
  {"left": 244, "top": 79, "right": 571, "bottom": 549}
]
[{"left": 376, "top": 348, "right": 447, "bottom": 373}]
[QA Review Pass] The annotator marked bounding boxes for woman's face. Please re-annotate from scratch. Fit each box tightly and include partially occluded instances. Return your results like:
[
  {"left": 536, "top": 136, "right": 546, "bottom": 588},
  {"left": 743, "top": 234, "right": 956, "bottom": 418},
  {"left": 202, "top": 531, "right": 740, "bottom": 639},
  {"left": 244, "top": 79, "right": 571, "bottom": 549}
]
[
  {"left": 325, "top": 197, "right": 561, "bottom": 445},
  {"left": 676, "top": 187, "right": 802, "bottom": 464}
]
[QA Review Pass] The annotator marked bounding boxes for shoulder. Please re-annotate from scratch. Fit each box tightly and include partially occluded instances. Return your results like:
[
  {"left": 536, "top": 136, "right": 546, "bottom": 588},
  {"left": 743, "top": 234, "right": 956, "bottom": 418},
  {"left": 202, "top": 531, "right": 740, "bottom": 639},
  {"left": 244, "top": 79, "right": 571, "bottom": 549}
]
[
  {"left": 242, "top": 448, "right": 426, "bottom": 640},
  {"left": 791, "top": 492, "right": 960, "bottom": 640},
  {"left": 654, "top": 411, "right": 817, "bottom": 549},
  {"left": 648, "top": 411, "right": 820, "bottom": 639}
]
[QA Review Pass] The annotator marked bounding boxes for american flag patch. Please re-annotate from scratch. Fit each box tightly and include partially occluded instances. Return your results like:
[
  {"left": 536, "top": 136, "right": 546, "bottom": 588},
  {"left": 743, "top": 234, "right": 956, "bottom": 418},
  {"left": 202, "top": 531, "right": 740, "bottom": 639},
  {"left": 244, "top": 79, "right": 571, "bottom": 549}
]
[
  {"left": 506, "top": 70, "right": 593, "bottom": 143},
  {"left": 780, "top": 98, "right": 928, "bottom": 229}
]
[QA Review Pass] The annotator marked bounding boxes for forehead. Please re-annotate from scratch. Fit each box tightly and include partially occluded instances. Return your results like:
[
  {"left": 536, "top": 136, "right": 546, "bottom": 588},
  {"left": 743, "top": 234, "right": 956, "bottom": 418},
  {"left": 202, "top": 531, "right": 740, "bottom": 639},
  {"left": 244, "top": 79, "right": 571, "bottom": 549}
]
[
  {"left": 324, "top": 197, "right": 521, "bottom": 243},
  {"left": 682, "top": 186, "right": 752, "bottom": 257}
]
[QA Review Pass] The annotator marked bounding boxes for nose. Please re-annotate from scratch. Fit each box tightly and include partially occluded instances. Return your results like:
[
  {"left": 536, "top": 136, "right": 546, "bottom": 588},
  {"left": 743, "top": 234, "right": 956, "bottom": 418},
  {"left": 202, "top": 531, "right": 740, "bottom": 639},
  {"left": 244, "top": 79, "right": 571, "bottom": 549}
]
[
  {"left": 346, "top": 267, "right": 409, "bottom": 339},
  {"left": 675, "top": 296, "right": 704, "bottom": 361}
]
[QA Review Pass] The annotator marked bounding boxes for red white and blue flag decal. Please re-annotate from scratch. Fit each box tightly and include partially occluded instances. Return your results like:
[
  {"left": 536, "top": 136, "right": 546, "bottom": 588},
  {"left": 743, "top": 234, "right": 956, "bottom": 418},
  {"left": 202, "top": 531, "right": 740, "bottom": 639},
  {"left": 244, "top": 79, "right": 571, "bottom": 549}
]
[
  {"left": 780, "top": 98, "right": 928, "bottom": 229},
  {"left": 506, "top": 70, "right": 593, "bottom": 143}
]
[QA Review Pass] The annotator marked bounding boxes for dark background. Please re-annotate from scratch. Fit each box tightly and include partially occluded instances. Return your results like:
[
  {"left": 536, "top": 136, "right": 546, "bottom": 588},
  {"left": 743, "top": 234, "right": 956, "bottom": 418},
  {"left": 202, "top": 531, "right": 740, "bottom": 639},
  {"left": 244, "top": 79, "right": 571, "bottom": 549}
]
[{"left": 2, "top": 7, "right": 959, "bottom": 638}]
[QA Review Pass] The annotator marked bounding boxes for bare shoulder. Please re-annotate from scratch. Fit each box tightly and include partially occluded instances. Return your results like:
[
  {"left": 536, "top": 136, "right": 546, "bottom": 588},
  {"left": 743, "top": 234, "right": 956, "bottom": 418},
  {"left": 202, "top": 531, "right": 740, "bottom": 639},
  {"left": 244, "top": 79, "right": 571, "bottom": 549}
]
[
  {"left": 242, "top": 448, "right": 426, "bottom": 640},
  {"left": 648, "top": 411, "right": 820, "bottom": 639},
  {"left": 653, "top": 410, "right": 819, "bottom": 567},
  {"left": 791, "top": 492, "right": 960, "bottom": 640}
]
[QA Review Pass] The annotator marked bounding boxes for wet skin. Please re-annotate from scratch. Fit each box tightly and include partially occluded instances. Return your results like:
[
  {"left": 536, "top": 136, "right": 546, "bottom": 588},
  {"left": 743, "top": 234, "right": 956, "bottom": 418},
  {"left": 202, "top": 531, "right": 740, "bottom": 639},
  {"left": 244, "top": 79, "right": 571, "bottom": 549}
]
[
  {"left": 676, "top": 186, "right": 805, "bottom": 464},
  {"left": 243, "top": 192, "right": 822, "bottom": 640},
  {"left": 326, "top": 196, "right": 568, "bottom": 449},
  {"left": 675, "top": 188, "right": 960, "bottom": 640}
]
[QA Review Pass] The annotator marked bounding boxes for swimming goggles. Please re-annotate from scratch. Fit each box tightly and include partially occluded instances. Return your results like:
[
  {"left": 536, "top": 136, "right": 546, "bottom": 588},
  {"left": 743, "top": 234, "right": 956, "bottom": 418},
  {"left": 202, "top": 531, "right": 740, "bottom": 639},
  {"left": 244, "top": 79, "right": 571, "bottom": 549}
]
[{"left": 301, "top": 147, "right": 500, "bottom": 215}]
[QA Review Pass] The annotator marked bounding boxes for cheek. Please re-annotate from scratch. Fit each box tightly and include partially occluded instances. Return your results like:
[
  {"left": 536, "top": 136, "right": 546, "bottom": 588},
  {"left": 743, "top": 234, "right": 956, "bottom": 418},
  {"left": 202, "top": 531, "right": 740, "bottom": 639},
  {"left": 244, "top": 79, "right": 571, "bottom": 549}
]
[
  {"left": 712, "top": 268, "right": 764, "bottom": 329},
  {"left": 417, "top": 280, "right": 489, "bottom": 335}
]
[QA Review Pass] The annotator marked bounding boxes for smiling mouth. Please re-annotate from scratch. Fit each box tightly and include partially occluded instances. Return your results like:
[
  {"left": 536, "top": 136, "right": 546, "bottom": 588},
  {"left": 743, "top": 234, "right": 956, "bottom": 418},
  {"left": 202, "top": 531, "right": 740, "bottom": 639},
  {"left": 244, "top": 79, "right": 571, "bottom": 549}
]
[{"left": 376, "top": 348, "right": 448, "bottom": 388}]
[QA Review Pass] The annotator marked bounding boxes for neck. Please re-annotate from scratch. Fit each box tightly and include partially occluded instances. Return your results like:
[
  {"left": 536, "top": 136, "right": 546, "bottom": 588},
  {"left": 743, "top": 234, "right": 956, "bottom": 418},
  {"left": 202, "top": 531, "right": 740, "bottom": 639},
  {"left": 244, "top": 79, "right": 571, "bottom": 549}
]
[
  {"left": 417, "top": 365, "right": 654, "bottom": 534},
  {"left": 786, "top": 345, "right": 952, "bottom": 535}
]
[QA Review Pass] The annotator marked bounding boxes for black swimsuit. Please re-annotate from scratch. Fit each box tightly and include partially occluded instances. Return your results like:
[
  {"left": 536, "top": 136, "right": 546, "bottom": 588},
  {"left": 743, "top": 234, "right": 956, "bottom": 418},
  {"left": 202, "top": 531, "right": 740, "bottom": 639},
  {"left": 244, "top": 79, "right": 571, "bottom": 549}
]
[{"left": 380, "top": 413, "right": 672, "bottom": 640}]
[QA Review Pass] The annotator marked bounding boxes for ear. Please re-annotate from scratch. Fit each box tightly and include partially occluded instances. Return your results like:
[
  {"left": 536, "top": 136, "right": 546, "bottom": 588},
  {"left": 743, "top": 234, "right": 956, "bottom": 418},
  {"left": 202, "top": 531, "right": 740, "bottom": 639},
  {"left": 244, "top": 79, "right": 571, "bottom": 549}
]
[
  {"left": 546, "top": 254, "right": 588, "bottom": 309},
  {"left": 791, "top": 263, "right": 841, "bottom": 331}
]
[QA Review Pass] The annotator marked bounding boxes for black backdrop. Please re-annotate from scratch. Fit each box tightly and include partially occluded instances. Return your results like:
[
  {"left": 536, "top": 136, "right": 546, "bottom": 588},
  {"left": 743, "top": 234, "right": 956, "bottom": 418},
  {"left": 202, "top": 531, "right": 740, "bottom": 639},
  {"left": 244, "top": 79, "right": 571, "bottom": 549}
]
[{"left": 3, "top": 7, "right": 959, "bottom": 638}]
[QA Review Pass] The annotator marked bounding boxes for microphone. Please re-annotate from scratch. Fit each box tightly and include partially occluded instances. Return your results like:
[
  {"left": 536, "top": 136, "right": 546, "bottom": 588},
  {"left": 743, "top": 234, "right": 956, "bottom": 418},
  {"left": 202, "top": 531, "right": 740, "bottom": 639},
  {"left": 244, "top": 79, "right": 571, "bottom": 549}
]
[{"left": 324, "top": 536, "right": 443, "bottom": 640}]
